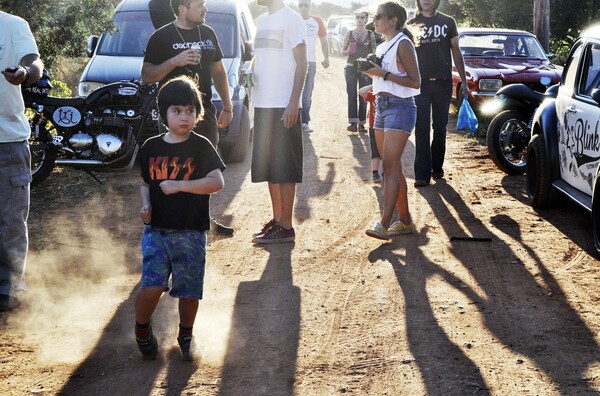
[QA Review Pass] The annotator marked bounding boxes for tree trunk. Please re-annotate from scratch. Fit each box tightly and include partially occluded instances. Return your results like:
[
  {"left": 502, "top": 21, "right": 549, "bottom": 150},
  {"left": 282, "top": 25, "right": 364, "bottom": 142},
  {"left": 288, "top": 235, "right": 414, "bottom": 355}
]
[{"left": 534, "top": 0, "right": 550, "bottom": 52}]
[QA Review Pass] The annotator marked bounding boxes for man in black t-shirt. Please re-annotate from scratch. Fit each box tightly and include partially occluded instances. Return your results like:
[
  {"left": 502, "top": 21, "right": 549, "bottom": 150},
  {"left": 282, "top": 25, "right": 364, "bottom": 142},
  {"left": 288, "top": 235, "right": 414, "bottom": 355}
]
[
  {"left": 142, "top": 0, "right": 232, "bottom": 148},
  {"left": 142, "top": 0, "right": 234, "bottom": 235},
  {"left": 408, "top": 0, "right": 468, "bottom": 188}
]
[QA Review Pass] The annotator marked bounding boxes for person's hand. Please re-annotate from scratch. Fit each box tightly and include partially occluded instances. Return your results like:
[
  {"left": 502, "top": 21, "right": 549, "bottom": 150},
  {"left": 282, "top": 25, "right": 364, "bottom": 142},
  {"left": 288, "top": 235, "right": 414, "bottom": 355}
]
[
  {"left": 172, "top": 49, "right": 201, "bottom": 67},
  {"left": 217, "top": 108, "right": 233, "bottom": 129},
  {"left": 159, "top": 180, "right": 180, "bottom": 195},
  {"left": 140, "top": 205, "right": 152, "bottom": 224},
  {"left": 461, "top": 84, "right": 469, "bottom": 97},
  {"left": 321, "top": 59, "right": 330, "bottom": 69},
  {"left": 282, "top": 104, "right": 300, "bottom": 129},
  {"left": 362, "top": 62, "right": 384, "bottom": 78},
  {"left": 1, "top": 66, "right": 27, "bottom": 86}
]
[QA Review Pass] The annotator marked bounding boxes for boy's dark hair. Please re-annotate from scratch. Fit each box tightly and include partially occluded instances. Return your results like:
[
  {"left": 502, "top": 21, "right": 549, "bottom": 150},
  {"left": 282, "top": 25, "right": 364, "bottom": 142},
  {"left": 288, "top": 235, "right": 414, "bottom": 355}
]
[{"left": 157, "top": 76, "right": 204, "bottom": 124}]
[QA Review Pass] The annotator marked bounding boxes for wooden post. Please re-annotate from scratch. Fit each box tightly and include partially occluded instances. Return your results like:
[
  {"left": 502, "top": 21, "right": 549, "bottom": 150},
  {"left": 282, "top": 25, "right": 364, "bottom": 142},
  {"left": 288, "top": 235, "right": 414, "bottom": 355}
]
[{"left": 534, "top": 0, "right": 550, "bottom": 52}]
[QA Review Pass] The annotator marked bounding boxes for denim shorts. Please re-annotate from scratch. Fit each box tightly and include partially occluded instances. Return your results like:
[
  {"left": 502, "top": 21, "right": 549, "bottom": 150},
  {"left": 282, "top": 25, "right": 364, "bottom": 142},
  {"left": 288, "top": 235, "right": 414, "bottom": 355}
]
[
  {"left": 141, "top": 226, "right": 206, "bottom": 300},
  {"left": 374, "top": 95, "right": 417, "bottom": 134}
]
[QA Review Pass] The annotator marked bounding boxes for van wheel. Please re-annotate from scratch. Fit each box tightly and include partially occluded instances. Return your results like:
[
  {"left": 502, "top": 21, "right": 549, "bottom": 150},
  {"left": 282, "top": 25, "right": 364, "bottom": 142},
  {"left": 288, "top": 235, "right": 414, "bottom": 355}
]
[
  {"left": 526, "top": 134, "right": 559, "bottom": 208},
  {"left": 224, "top": 105, "right": 250, "bottom": 163}
]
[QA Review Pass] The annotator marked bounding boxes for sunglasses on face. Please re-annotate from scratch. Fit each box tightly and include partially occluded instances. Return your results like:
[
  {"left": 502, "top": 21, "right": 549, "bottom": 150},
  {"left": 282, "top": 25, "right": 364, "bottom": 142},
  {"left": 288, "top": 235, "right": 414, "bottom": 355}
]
[
  {"left": 355, "top": 15, "right": 367, "bottom": 19},
  {"left": 374, "top": 13, "right": 387, "bottom": 20}
]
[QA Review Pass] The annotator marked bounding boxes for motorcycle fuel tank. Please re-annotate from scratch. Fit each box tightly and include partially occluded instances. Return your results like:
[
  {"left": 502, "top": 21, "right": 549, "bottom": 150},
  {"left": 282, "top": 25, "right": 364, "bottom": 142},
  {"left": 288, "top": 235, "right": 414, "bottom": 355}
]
[{"left": 85, "top": 81, "right": 142, "bottom": 108}]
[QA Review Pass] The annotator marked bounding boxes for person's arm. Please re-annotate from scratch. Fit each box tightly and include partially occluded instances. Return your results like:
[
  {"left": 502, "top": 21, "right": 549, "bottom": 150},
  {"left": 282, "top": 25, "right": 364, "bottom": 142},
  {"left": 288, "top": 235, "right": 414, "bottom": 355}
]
[
  {"left": 450, "top": 35, "right": 469, "bottom": 97},
  {"left": 319, "top": 35, "right": 329, "bottom": 68},
  {"left": 2, "top": 54, "right": 43, "bottom": 86},
  {"left": 363, "top": 40, "right": 420, "bottom": 89},
  {"left": 141, "top": 49, "right": 199, "bottom": 84},
  {"left": 212, "top": 60, "right": 233, "bottom": 128},
  {"left": 341, "top": 31, "right": 352, "bottom": 56},
  {"left": 358, "top": 84, "right": 372, "bottom": 99},
  {"left": 159, "top": 168, "right": 224, "bottom": 195},
  {"left": 282, "top": 43, "right": 307, "bottom": 129},
  {"left": 140, "top": 181, "right": 152, "bottom": 224}
]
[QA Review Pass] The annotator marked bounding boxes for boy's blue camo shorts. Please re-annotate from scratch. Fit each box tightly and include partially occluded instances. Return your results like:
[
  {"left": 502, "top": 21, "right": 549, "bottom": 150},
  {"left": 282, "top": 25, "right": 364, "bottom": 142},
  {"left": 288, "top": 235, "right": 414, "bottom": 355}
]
[{"left": 140, "top": 226, "right": 206, "bottom": 300}]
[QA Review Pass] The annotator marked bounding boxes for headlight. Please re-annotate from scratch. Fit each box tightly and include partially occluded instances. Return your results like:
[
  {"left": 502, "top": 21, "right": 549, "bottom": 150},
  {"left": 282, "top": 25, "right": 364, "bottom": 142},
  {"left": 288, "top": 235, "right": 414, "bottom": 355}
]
[
  {"left": 478, "top": 79, "right": 502, "bottom": 92},
  {"left": 78, "top": 81, "right": 105, "bottom": 97}
]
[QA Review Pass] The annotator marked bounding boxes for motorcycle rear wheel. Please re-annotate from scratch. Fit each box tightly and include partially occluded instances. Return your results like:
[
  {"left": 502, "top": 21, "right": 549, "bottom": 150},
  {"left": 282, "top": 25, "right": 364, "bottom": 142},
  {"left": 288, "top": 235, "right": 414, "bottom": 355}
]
[
  {"left": 27, "top": 108, "right": 58, "bottom": 185},
  {"left": 487, "top": 110, "right": 530, "bottom": 175}
]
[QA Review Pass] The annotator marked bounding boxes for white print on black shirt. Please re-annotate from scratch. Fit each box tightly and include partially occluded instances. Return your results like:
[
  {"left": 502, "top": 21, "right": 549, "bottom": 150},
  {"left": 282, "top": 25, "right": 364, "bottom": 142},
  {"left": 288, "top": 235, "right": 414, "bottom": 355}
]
[
  {"left": 172, "top": 39, "right": 215, "bottom": 50},
  {"left": 419, "top": 24, "right": 449, "bottom": 44}
]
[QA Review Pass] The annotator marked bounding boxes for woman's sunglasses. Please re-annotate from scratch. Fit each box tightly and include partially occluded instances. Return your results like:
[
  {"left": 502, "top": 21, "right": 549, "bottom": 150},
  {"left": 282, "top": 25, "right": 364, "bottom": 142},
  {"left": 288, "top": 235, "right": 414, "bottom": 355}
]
[
  {"left": 355, "top": 15, "right": 367, "bottom": 20},
  {"left": 374, "top": 13, "right": 387, "bottom": 21}
]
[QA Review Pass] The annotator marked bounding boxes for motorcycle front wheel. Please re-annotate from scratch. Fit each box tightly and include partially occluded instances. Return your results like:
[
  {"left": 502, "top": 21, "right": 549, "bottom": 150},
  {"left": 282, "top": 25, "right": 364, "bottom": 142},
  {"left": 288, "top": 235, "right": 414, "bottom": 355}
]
[
  {"left": 26, "top": 108, "right": 58, "bottom": 185},
  {"left": 487, "top": 110, "right": 530, "bottom": 175}
]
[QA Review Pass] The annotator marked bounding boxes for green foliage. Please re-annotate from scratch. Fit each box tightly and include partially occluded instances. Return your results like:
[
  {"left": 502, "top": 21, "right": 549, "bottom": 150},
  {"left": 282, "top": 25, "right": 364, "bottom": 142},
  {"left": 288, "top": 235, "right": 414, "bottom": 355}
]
[
  {"left": 0, "top": 0, "right": 118, "bottom": 69},
  {"left": 49, "top": 79, "right": 73, "bottom": 99}
]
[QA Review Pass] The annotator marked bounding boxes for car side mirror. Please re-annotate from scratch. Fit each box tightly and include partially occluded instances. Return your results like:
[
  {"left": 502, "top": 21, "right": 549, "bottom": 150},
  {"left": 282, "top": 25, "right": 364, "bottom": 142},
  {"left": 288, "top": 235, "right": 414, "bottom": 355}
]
[
  {"left": 592, "top": 88, "right": 600, "bottom": 106},
  {"left": 242, "top": 41, "right": 254, "bottom": 62},
  {"left": 86, "top": 35, "right": 99, "bottom": 58}
]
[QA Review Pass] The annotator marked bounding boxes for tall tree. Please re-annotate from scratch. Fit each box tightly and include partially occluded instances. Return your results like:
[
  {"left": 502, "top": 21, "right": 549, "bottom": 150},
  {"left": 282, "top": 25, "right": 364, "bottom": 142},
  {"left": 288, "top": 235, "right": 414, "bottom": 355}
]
[{"left": 0, "top": 0, "right": 117, "bottom": 68}]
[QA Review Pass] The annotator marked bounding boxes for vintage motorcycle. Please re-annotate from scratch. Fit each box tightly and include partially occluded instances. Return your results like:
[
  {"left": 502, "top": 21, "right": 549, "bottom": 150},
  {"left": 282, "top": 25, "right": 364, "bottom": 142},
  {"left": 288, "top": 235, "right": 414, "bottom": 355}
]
[
  {"left": 24, "top": 72, "right": 159, "bottom": 185},
  {"left": 486, "top": 77, "right": 557, "bottom": 175}
]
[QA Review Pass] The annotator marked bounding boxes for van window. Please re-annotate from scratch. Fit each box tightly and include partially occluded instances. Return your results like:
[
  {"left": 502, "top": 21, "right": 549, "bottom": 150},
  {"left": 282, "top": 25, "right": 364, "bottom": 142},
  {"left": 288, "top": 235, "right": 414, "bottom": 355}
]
[
  {"left": 205, "top": 13, "right": 237, "bottom": 58},
  {"left": 98, "top": 11, "right": 155, "bottom": 56},
  {"left": 97, "top": 11, "right": 237, "bottom": 59}
]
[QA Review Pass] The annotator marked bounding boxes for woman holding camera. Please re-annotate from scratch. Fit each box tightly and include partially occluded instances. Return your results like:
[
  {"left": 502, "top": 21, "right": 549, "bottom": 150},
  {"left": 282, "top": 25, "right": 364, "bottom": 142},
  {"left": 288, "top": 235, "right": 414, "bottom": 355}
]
[
  {"left": 362, "top": 2, "right": 421, "bottom": 240},
  {"left": 342, "top": 11, "right": 377, "bottom": 133}
]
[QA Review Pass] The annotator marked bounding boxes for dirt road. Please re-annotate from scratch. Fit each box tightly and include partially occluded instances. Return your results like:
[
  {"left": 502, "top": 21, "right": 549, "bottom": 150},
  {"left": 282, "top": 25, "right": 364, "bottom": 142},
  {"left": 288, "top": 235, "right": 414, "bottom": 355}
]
[{"left": 2, "top": 56, "right": 600, "bottom": 395}]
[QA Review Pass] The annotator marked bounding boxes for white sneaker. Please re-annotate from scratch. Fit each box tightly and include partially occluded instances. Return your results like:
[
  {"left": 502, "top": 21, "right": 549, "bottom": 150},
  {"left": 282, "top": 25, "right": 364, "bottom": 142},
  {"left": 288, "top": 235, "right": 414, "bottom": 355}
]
[{"left": 302, "top": 123, "right": 313, "bottom": 132}]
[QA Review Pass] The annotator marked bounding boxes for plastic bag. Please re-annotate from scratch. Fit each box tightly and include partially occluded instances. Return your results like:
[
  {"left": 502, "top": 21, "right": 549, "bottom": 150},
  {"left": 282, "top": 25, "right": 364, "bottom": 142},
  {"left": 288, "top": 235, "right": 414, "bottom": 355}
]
[{"left": 457, "top": 99, "right": 478, "bottom": 133}]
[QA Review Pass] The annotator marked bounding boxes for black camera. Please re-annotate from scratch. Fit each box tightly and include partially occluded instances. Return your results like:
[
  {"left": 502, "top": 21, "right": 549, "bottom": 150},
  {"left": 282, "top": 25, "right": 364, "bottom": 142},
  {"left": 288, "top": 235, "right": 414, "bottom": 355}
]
[{"left": 355, "top": 53, "right": 382, "bottom": 72}]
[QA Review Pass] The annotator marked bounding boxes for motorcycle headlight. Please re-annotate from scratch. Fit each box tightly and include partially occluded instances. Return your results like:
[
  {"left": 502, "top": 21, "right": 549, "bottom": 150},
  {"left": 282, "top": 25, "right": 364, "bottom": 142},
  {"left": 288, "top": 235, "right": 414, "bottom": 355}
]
[
  {"left": 78, "top": 81, "right": 105, "bottom": 97},
  {"left": 478, "top": 79, "right": 502, "bottom": 92}
]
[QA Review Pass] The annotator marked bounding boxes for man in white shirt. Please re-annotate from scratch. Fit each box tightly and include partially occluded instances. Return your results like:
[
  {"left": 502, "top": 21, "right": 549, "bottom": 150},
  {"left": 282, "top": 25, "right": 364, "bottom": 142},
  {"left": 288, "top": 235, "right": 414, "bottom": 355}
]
[
  {"left": 298, "top": 0, "right": 329, "bottom": 132},
  {"left": 0, "top": 11, "right": 43, "bottom": 312},
  {"left": 250, "top": 0, "right": 307, "bottom": 244}
]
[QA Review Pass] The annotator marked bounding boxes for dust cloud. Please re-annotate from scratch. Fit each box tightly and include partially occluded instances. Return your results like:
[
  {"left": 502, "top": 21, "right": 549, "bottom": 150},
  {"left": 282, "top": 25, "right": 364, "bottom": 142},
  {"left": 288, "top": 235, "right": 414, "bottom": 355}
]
[{"left": 6, "top": 217, "right": 133, "bottom": 365}]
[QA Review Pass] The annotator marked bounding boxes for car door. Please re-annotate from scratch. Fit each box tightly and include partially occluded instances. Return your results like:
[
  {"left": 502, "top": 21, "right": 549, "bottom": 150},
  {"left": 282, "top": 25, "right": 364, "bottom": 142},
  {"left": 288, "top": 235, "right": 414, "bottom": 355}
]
[{"left": 558, "top": 40, "right": 600, "bottom": 195}]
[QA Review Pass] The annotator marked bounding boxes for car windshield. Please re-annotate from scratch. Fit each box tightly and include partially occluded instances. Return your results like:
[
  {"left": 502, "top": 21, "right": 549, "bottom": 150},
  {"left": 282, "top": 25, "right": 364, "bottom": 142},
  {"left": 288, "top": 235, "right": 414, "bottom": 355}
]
[
  {"left": 97, "top": 11, "right": 237, "bottom": 58},
  {"left": 459, "top": 33, "right": 547, "bottom": 59}
]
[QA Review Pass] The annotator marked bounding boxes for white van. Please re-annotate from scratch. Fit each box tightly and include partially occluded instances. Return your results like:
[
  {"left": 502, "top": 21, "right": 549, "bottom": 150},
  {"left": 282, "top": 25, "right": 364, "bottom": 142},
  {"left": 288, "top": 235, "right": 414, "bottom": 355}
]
[{"left": 79, "top": 0, "right": 255, "bottom": 162}]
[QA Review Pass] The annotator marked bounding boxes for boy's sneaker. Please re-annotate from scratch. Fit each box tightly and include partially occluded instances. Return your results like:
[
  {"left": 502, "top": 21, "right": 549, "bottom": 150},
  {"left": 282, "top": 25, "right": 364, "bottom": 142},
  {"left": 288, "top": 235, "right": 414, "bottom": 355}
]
[
  {"left": 366, "top": 222, "right": 390, "bottom": 240},
  {"left": 372, "top": 173, "right": 382, "bottom": 183},
  {"left": 388, "top": 221, "right": 415, "bottom": 236},
  {"left": 177, "top": 335, "right": 196, "bottom": 361},
  {"left": 136, "top": 328, "right": 158, "bottom": 360},
  {"left": 253, "top": 224, "right": 295, "bottom": 244},
  {"left": 252, "top": 219, "right": 277, "bottom": 238},
  {"left": 347, "top": 123, "right": 358, "bottom": 132},
  {"left": 302, "top": 123, "right": 313, "bottom": 132}
]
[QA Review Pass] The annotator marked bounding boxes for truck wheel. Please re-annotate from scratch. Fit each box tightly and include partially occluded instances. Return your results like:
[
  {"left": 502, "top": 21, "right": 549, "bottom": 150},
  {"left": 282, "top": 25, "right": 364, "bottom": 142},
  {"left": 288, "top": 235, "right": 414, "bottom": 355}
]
[
  {"left": 487, "top": 110, "right": 529, "bottom": 175},
  {"left": 526, "top": 134, "right": 559, "bottom": 208},
  {"left": 224, "top": 105, "right": 250, "bottom": 163}
]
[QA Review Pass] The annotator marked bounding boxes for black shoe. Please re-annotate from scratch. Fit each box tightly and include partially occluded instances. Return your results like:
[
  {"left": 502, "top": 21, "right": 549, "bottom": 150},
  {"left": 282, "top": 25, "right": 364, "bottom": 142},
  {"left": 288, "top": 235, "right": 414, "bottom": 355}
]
[
  {"left": 136, "top": 327, "right": 158, "bottom": 360},
  {"left": 211, "top": 218, "right": 234, "bottom": 236},
  {"left": 358, "top": 124, "right": 367, "bottom": 133},
  {"left": 414, "top": 179, "right": 429, "bottom": 188},
  {"left": 347, "top": 123, "right": 358, "bottom": 132},
  {"left": 432, "top": 171, "right": 444, "bottom": 179},
  {"left": 0, "top": 294, "right": 20, "bottom": 312}
]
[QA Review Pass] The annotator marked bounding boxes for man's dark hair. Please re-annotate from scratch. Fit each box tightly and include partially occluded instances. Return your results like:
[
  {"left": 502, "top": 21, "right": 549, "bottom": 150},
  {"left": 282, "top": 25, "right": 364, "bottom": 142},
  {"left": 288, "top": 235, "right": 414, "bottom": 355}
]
[
  {"left": 157, "top": 76, "right": 204, "bottom": 124},
  {"left": 170, "top": 0, "right": 192, "bottom": 16},
  {"left": 415, "top": 0, "right": 440, "bottom": 15}
]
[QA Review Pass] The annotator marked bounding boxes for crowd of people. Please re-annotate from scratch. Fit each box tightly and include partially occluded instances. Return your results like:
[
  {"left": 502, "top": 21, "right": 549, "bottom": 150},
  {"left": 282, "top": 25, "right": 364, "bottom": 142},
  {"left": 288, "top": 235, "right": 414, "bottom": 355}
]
[{"left": 0, "top": 0, "right": 468, "bottom": 362}]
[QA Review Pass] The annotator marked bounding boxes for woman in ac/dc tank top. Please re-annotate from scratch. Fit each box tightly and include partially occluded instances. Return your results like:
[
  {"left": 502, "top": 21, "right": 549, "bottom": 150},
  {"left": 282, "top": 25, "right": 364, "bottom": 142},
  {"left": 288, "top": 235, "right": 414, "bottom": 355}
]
[{"left": 341, "top": 11, "right": 377, "bottom": 133}]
